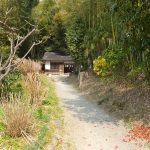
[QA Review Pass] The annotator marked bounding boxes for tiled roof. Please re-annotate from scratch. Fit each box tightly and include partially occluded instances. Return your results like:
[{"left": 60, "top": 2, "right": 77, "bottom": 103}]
[{"left": 42, "top": 52, "right": 74, "bottom": 62}]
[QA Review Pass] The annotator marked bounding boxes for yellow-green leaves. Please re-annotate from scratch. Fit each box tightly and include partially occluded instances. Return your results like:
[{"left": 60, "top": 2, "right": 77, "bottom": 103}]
[{"left": 93, "top": 56, "right": 108, "bottom": 76}]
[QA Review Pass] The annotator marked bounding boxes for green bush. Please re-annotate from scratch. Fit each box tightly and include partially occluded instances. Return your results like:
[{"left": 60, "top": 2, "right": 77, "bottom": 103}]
[
  {"left": 93, "top": 46, "right": 127, "bottom": 77},
  {"left": 93, "top": 56, "right": 109, "bottom": 76},
  {"left": 0, "top": 71, "right": 23, "bottom": 97},
  {"left": 104, "top": 46, "right": 127, "bottom": 74}
]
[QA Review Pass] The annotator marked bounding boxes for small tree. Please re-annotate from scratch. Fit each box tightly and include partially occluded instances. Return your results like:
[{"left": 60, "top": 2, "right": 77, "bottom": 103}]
[{"left": 0, "top": 8, "right": 44, "bottom": 81}]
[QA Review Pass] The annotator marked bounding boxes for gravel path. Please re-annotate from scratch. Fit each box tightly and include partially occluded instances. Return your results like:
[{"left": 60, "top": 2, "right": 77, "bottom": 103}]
[{"left": 53, "top": 75, "right": 148, "bottom": 150}]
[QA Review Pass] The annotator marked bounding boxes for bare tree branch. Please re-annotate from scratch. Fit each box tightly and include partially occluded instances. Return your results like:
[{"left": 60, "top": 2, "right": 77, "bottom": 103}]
[
  {"left": 14, "top": 28, "right": 36, "bottom": 50},
  {"left": 12, "top": 38, "right": 47, "bottom": 68},
  {"left": 0, "top": 24, "right": 36, "bottom": 81},
  {"left": 4, "top": 8, "right": 13, "bottom": 24},
  {"left": 1, "top": 37, "right": 14, "bottom": 69},
  {"left": 0, "top": 20, "right": 18, "bottom": 33},
  {"left": 25, "top": 20, "right": 35, "bottom": 27},
  {"left": 0, "top": 6, "right": 51, "bottom": 81}
]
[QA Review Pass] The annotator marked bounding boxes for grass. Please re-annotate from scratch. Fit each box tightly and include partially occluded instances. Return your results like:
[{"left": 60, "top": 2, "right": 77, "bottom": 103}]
[
  {"left": 0, "top": 74, "right": 63, "bottom": 150},
  {"left": 24, "top": 74, "right": 63, "bottom": 150},
  {"left": 14, "top": 58, "right": 41, "bottom": 75},
  {"left": 3, "top": 101, "right": 33, "bottom": 137}
]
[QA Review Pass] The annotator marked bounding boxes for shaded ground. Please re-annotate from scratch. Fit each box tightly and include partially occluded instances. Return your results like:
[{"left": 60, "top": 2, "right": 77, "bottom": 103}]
[
  {"left": 68, "top": 73, "right": 150, "bottom": 124},
  {"left": 52, "top": 75, "right": 148, "bottom": 150}
]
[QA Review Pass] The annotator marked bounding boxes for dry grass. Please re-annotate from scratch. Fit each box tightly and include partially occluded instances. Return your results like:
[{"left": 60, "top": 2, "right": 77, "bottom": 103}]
[
  {"left": 24, "top": 73, "right": 43, "bottom": 106},
  {"left": 3, "top": 101, "right": 33, "bottom": 137},
  {"left": 14, "top": 58, "right": 44, "bottom": 106},
  {"left": 15, "top": 58, "right": 41, "bottom": 75}
]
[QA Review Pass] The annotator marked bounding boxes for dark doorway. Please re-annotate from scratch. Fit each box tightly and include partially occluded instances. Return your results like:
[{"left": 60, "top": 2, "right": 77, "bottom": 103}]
[
  {"left": 64, "top": 64, "right": 74, "bottom": 73},
  {"left": 51, "top": 62, "right": 60, "bottom": 72}
]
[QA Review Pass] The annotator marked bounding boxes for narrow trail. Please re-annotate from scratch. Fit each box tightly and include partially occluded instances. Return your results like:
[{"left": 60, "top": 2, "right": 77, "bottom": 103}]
[{"left": 53, "top": 75, "right": 148, "bottom": 150}]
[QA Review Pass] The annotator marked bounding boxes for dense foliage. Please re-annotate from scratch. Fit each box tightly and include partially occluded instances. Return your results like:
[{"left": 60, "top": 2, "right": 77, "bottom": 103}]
[
  {"left": 1, "top": 0, "right": 150, "bottom": 80},
  {"left": 59, "top": 0, "right": 150, "bottom": 82},
  {"left": 66, "top": 18, "right": 86, "bottom": 70},
  {"left": 0, "top": 0, "right": 39, "bottom": 57},
  {"left": 32, "top": 0, "right": 68, "bottom": 57}
]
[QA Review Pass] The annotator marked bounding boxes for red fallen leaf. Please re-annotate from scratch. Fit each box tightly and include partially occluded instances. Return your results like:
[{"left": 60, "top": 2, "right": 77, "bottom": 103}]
[
  {"left": 138, "top": 143, "right": 143, "bottom": 148},
  {"left": 128, "top": 139, "right": 131, "bottom": 142},
  {"left": 124, "top": 124, "right": 150, "bottom": 143},
  {"left": 126, "top": 134, "right": 131, "bottom": 137},
  {"left": 122, "top": 139, "right": 128, "bottom": 142}
]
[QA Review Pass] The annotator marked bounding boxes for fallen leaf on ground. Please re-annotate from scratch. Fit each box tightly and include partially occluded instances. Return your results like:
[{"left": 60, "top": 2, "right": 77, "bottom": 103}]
[
  {"left": 123, "top": 123, "right": 150, "bottom": 143},
  {"left": 114, "top": 145, "right": 119, "bottom": 149}
]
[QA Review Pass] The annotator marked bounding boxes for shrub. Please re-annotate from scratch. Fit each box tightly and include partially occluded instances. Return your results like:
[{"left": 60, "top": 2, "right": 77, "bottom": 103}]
[
  {"left": 103, "top": 46, "right": 127, "bottom": 73},
  {"left": 93, "top": 56, "right": 109, "bottom": 76},
  {"left": 15, "top": 58, "right": 41, "bottom": 75},
  {"left": 3, "top": 101, "right": 33, "bottom": 137},
  {"left": 0, "top": 71, "right": 23, "bottom": 98}
]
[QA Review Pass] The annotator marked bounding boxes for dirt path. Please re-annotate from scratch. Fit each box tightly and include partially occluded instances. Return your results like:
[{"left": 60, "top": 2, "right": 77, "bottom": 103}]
[{"left": 53, "top": 75, "right": 148, "bottom": 150}]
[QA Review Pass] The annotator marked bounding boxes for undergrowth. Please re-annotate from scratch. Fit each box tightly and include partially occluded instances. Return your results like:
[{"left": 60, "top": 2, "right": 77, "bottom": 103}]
[
  {"left": 0, "top": 72, "right": 62, "bottom": 150},
  {"left": 24, "top": 74, "right": 63, "bottom": 150}
]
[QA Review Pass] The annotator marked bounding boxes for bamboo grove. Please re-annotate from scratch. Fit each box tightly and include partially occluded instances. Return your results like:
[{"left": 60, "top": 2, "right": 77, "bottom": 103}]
[
  {"left": 0, "top": 0, "right": 150, "bottom": 82},
  {"left": 63, "top": 0, "right": 150, "bottom": 82}
]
